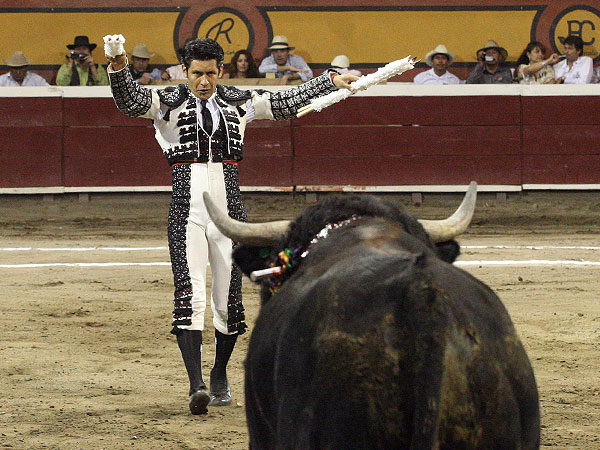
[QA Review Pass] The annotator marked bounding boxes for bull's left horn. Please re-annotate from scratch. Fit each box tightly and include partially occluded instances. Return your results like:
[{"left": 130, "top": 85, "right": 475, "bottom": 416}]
[
  {"left": 203, "top": 192, "right": 290, "bottom": 246},
  {"left": 418, "top": 181, "right": 477, "bottom": 242}
]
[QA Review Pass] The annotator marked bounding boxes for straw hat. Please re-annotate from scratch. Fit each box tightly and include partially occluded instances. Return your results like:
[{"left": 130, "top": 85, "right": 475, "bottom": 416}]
[
  {"left": 4, "top": 51, "right": 32, "bottom": 67},
  {"left": 330, "top": 55, "right": 350, "bottom": 68},
  {"left": 67, "top": 35, "right": 97, "bottom": 51},
  {"left": 268, "top": 35, "right": 294, "bottom": 50},
  {"left": 130, "top": 44, "right": 155, "bottom": 59},
  {"left": 477, "top": 40, "right": 508, "bottom": 61},
  {"left": 425, "top": 44, "right": 454, "bottom": 66}
]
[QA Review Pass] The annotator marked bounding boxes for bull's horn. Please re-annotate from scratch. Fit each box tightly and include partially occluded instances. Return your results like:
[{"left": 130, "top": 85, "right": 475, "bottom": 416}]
[
  {"left": 203, "top": 192, "right": 290, "bottom": 246},
  {"left": 418, "top": 181, "right": 477, "bottom": 242}
]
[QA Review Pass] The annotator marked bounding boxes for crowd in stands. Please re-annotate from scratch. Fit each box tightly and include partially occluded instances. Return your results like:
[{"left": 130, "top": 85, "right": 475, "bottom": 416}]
[
  {"left": 417, "top": 36, "right": 595, "bottom": 85},
  {"left": 1, "top": 33, "right": 598, "bottom": 87}
]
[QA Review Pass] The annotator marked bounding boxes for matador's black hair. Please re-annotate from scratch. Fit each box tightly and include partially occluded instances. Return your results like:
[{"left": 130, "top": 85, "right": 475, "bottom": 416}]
[{"left": 181, "top": 38, "right": 224, "bottom": 69}]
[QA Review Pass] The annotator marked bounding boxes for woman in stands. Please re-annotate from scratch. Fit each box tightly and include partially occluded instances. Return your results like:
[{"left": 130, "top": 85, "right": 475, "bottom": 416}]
[
  {"left": 515, "top": 41, "right": 561, "bottom": 84},
  {"left": 223, "top": 50, "right": 261, "bottom": 79}
]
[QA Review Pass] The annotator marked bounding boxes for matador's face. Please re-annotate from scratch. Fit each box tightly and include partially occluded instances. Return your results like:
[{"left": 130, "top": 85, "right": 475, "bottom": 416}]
[{"left": 184, "top": 58, "right": 223, "bottom": 100}]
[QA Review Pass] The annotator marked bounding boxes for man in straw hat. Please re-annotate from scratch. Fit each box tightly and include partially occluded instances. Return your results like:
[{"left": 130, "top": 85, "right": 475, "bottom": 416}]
[
  {"left": 56, "top": 35, "right": 108, "bottom": 86},
  {"left": 128, "top": 43, "right": 162, "bottom": 85},
  {"left": 466, "top": 40, "right": 513, "bottom": 84},
  {"left": 0, "top": 51, "right": 48, "bottom": 86},
  {"left": 106, "top": 36, "right": 358, "bottom": 415},
  {"left": 330, "top": 54, "right": 362, "bottom": 77},
  {"left": 413, "top": 44, "right": 461, "bottom": 85},
  {"left": 258, "top": 35, "right": 313, "bottom": 84}
]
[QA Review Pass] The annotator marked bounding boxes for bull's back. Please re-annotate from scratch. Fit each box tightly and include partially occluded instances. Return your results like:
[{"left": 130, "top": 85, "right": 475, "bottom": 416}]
[{"left": 247, "top": 242, "right": 539, "bottom": 449}]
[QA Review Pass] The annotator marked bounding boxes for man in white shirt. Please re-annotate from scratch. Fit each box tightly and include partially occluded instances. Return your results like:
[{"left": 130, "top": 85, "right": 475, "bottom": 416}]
[
  {"left": 258, "top": 35, "right": 313, "bottom": 84},
  {"left": 553, "top": 35, "right": 593, "bottom": 84},
  {"left": 413, "top": 44, "right": 461, "bottom": 85},
  {"left": 0, "top": 51, "right": 49, "bottom": 87}
]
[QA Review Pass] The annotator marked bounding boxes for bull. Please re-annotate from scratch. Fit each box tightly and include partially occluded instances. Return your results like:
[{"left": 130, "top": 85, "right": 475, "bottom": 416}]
[{"left": 203, "top": 182, "right": 540, "bottom": 450}]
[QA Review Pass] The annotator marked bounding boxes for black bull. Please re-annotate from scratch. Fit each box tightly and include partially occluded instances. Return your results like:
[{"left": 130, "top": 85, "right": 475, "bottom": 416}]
[{"left": 204, "top": 185, "right": 540, "bottom": 450}]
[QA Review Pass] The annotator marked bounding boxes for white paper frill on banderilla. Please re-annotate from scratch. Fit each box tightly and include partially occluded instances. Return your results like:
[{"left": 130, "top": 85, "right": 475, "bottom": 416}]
[
  {"left": 103, "top": 34, "right": 126, "bottom": 58},
  {"left": 296, "top": 56, "right": 418, "bottom": 118}
]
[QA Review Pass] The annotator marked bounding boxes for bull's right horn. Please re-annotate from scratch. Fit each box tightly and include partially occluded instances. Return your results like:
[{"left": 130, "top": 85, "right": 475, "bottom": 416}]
[
  {"left": 203, "top": 192, "right": 290, "bottom": 246},
  {"left": 418, "top": 181, "right": 477, "bottom": 242}
]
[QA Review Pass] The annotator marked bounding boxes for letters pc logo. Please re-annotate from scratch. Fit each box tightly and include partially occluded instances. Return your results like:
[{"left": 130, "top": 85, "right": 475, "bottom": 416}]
[
  {"left": 193, "top": 8, "right": 254, "bottom": 58},
  {"left": 550, "top": 6, "right": 600, "bottom": 60}
]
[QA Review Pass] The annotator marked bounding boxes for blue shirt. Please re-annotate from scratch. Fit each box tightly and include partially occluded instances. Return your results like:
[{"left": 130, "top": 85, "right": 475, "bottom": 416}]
[{"left": 258, "top": 54, "right": 313, "bottom": 82}]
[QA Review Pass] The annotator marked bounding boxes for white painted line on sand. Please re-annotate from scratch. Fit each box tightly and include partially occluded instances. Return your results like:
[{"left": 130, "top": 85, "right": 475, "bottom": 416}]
[
  {"left": 456, "top": 260, "right": 600, "bottom": 267},
  {"left": 0, "top": 262, "right": 171, "bottom": 268},
  {"left": 0, "top": 260, "right": 599, "bottom": 269},
  {"left": 2, "top": 245, "right": 598, "bottom": 252},
  {"left": 0, "top": 247, "right": 168, "bottom": 252},
  {"left": 463, "top": 245, "right": 600, "bottom": 250}
]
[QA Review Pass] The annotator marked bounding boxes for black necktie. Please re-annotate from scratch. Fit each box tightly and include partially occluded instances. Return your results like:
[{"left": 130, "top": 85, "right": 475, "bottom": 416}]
[{"left": 200, "top": 100, "right": 213, "bottom": 135}]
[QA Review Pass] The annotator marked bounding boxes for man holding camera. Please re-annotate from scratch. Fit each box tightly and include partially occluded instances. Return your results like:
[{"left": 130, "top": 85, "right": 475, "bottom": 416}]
[
  {"left": 56, "top": 35, "right": 108, "bottom": 86},
  {"left": 465, "top": 40, "right": 513, "bottom": 84}
]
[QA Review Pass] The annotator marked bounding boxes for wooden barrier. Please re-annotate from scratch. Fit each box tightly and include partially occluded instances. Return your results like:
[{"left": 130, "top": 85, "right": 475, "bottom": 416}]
[
  {"left": 0, "top": 95, "right": 64, "bottom": 187},
  {"left": 1, "top": 84, "right": 600, "bottom": 192}
]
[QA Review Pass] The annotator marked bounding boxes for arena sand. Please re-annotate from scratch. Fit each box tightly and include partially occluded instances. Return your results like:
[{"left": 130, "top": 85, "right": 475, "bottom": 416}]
[{"left": 0, "top": 191, "right": 599, "bottom": 449}]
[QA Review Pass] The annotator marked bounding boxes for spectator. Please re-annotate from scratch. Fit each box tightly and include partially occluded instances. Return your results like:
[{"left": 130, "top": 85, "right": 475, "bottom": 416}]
[
  {"left": 465, "top": 40, "right": 512, "bottom": 84},
  {"left": 163, "top": 64, "right": 185, "bottom": 81},
  {"left": 258, "top": 35, "right": 313, "bottom": 84},
  {"left": 161, "top": 42, "right": 189, "bottom": 81},
  {"left": 553, "top": 35, "right": 593, "bottom": 84},
  {"left": 129, "top": 44, "right": 162, "bottom": 85},
  {"left": 515, "top": 41, "right": 560, "bottom": 84},
  {"left": 0, "top": 51, "right": 49, "bottom": 86},
  {"left": 222, "top": 50, "right": 261, "bottom": 79},
  {"left": 592, "top": 64, "right": 600, "bottom": 83},
  {"left": 329, "top": 55, "right": 362, "bottom": 77},
  {"left": 413, "top": 44, "right": 461, "bottom": 85},
  {"left": 56, "top": 35, "right": 108, "bottom": 86}
]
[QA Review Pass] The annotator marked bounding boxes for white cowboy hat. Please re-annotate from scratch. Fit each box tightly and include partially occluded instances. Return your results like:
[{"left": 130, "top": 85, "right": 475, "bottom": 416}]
[
  {"left": 268, "top": 35, "right": 294, "bottom": 50},
  {"left": 425, "top": 44, "right": 454, "bottom": 66},
  {"left": 4, "top": 51, "right": 32, "bottom": 67},
  {"left": 477, "top": 40, "right": 508, "bottom": 61},
  {"left": 330, "top": 55, "right": 350, "bottom": 68},
  {"left": 130, "top": 44, "right": 155, "bottom": 59}
]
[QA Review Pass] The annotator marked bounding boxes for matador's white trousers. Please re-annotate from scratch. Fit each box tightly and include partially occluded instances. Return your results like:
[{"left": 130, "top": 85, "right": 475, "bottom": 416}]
[{"left": 178, "top": 162, "right": 234, "bottom": 335}]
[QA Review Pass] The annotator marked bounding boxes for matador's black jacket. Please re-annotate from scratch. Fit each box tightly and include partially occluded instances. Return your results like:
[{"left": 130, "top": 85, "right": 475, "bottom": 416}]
[{"left": 109, "top": 67, "right": 340, "bottom": 333}]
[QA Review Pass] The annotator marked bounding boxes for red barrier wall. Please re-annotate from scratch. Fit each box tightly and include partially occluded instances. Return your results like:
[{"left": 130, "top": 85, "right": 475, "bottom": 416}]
[
  {"left": 2, "top": 86, "right": 600, "bottom": 191},
  {"left": 292, "top": 96, "right": 522, "bottom": 186},
  {"left": 521, "top": 95, "right": 600, "bottom": 184},
  {"left": 0, "top": 97, "right": 64, "bottom": 187},
  {"left": 62, "top": 98, "right": 169, "bottom": 187}
]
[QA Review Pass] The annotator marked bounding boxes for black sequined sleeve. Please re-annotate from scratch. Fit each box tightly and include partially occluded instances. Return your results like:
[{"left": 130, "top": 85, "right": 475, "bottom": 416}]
[
  {"left": 252, "top": 70, "right": 339, "bottom": 121},
  {"left": 108, "top": 66, "right": 160, "bottom": 119}
]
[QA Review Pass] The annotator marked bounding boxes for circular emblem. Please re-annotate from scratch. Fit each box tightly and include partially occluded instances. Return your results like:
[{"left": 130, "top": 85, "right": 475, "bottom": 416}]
[
  {"left": 550, "top": 6, "right": 600, "bottom": 60},
  {"left": 193, "top": 8, "right": 254, "bottom": 60}
]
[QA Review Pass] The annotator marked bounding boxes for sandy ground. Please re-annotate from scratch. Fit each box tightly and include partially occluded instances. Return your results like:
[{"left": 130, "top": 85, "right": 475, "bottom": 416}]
[{"left": 0, "top": 191, "right": 599, "bottom": 450}]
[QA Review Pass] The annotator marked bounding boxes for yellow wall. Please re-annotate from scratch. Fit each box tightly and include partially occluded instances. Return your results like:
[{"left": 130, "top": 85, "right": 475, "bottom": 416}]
[
  {"left": 2, "top": 4, "right": 600, "bottom": 68},
  {"left": 264, "top": 10, "right": 539, "bottom": 64},
  {"left": 0, "top": 11, "right": 183, "bottom": 66}
]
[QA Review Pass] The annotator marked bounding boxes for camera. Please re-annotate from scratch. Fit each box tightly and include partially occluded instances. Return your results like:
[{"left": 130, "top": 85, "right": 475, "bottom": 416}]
[
  {"left": 69, "top": 51, "right": 88, "bottom": 61},
  {"left": 482, "top": 52, "right": 495, "bottom": 62}
]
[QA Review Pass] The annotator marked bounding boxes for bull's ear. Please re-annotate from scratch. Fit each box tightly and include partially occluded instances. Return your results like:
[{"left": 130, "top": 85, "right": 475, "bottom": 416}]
[
  {"left": 435, "top": 240, "right": 460, "bottom": 263},
  {"left": 232, "top": 245, "right": 273, "bottom": 278}
]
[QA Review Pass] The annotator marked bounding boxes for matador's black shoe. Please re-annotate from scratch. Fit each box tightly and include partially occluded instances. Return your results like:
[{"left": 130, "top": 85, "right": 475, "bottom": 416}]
[
  {"left": 189, "top": 387, "right": 211, "bottom": 415},
  {"left": 209, "top": 368, "right": 232, "bottom": 406}
]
